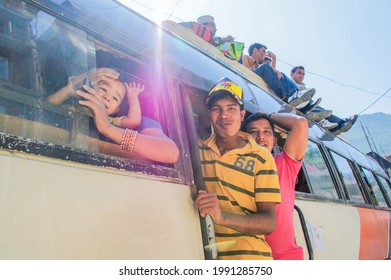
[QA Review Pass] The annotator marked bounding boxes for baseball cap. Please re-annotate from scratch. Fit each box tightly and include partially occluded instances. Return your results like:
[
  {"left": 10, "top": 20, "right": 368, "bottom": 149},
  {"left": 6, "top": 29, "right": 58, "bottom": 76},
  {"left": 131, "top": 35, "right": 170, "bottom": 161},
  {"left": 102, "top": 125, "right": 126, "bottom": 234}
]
[{"left": 206, "top": 77, "right": 244, "bottom": 108}]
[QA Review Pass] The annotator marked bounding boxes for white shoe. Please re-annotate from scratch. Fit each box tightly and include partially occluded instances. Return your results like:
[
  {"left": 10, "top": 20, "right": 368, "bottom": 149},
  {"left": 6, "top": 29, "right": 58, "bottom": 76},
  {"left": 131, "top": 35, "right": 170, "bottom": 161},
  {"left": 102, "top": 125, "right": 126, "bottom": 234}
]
[
  {"left": 295, "top": 99, "right": 311, "bottom": 109},
  {"left": 288, "top": 88, "right": 316, "bottom": 108},
  {"left": 319, "top": 119, "right": 338, "bottom": 129},
  {"left": 307, "top": 109, "right": 333, "bottom": 121}
]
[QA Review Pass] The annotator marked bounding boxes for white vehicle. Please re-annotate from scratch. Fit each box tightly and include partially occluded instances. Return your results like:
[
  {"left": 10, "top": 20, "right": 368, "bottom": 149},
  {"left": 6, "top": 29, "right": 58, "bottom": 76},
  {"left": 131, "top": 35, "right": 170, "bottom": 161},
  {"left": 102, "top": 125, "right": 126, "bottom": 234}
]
[{"left": 0, "top": 0, "right": 390, "bottom": 259}]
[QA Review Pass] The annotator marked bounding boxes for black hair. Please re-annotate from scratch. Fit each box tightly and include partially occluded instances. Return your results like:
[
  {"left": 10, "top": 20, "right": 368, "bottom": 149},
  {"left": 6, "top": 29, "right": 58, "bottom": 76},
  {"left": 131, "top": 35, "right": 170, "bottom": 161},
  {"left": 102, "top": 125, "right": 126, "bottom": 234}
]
[
  {"left": 248, "top": 43, "right": 267, "bottom": 56},
  {"left": 291, "top": 65, "right": 305, "bottom": 74},
  {"left": 241, "top": 112, "right": 275, "bottom": 134},
  {"left": 206, "top": 90, "right": 243, "bottom": 110}
]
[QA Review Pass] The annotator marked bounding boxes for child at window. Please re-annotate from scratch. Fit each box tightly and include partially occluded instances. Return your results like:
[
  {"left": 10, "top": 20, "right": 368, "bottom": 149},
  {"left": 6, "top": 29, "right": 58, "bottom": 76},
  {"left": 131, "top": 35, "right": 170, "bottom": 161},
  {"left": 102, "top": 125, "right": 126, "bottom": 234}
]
[{"left": 46, "top": 67, "right": 144, "bottom": 130}]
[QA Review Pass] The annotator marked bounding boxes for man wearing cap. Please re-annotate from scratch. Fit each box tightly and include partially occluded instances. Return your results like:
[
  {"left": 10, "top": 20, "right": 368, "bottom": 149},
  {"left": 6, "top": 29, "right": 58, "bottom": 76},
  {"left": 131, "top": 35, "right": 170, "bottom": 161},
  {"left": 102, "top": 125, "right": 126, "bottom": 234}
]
[
  {"left": 196, "top": 77, "right": 281, "bottom": 260},
  {"left": 197, "top": 15, "right": 234, "bottom": 46}
]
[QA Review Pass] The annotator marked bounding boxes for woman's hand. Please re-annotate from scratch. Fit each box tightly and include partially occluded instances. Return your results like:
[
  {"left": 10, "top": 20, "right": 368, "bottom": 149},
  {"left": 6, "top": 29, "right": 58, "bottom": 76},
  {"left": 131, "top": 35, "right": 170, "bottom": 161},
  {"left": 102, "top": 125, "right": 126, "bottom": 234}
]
[
  {"left": 93, "top": 68, "right": 120, "bottom": 85},
  {"left": 76, "top": 85, "right": 111, "bottom": 135},
  {"left": 70, "top": 68, "right": 120, "bottom": 91}
]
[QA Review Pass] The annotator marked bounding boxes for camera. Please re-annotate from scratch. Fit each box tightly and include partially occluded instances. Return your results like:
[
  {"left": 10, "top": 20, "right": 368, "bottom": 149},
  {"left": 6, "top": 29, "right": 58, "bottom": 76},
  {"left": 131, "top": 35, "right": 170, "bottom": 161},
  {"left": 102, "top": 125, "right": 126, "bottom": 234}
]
[{"left": 81, "top": 77, "right": 92, "bottom": 92}]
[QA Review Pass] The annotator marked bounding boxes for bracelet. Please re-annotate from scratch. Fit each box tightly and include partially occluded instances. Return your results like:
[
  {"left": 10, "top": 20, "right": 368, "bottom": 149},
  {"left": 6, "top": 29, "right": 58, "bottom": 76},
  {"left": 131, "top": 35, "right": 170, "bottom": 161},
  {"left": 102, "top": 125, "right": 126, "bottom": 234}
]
[
  {"left": 120, "top": 128, "right": 138, "bottom": 154},
  {"left": 109, "top": 116, "right": 125, "bottom": 126}
]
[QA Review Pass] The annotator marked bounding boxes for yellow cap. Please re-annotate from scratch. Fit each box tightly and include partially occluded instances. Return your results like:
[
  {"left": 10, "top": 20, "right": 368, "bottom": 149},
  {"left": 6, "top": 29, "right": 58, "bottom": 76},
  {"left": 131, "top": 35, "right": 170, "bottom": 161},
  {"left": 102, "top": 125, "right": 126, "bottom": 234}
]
[{"left": 206, "top": 77, "right": 243, "bottom": 107}]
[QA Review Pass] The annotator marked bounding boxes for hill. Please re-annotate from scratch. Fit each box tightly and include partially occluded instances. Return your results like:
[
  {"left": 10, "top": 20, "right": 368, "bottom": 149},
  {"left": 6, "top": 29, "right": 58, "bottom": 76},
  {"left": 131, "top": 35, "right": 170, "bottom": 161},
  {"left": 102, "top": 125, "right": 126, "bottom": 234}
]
[{"left": 341, "top": 112, "right": 391, "bottom": 156}]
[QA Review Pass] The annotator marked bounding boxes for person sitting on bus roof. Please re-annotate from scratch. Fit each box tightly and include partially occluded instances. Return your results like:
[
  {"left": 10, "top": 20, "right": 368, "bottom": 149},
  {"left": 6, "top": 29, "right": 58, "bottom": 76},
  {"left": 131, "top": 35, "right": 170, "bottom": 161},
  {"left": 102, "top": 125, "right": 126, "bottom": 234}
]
[
  {"left": 242, "top": 43, "right": 316, "bottom": 110},
  {"left": 196, "top": 15, "right": 234, "bottom": 46},
  {"left": 242, "top": 111, "right": 307, "bottom": 260},
  {"left": 290, "top": 65, "right": 358, "bottom": 135},
  {"left": 262, "top": 56, "right": 272, "bottom": 66},
  {"left": 289, "top": 65, "right": 328, "bottom": 123},
  {"left": 196, "top": 77, "right": 281, "bottom": 260}
]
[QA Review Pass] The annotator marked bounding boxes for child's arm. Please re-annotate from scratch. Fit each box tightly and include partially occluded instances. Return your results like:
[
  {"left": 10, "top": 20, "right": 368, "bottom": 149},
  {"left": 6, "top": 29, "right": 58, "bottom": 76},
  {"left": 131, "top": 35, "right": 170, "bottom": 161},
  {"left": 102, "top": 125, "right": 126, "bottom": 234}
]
[
  {"left": 120, "top": 82, "right": 143, "bottom": 129},
  {"left": 47, "top": 68, "right": 120, "bottom": 105},
  {"left": 46, "top": 76, "right": 77, "bottom": 105}
]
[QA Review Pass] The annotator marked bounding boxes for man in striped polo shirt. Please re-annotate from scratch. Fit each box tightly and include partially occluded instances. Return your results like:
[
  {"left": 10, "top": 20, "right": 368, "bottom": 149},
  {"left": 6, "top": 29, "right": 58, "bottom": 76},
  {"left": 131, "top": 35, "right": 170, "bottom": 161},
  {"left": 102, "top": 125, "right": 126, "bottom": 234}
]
[{"left": 196, "top": 77, "right": 281, "bottom": 260}]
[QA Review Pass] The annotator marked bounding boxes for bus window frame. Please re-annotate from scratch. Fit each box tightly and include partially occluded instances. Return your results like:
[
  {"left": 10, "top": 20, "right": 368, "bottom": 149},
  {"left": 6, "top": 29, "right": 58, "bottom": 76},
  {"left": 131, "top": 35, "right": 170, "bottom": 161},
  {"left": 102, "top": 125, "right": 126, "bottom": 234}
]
[
  {"left": 159, "top": 76, "right": 196, "bottom": 187},
  {"left": 352, "top": 163, "right": 388, "bottom": 208},
  {"left": 328, "top": 150, "right": 374, "bottom": 207},
  {"left": 301, "top": 140, "right": 344, "bottom": 201},
  {"left": 0, "top": 0, "right": 189, "bottom": 183},
  {"left": 375, "top": 175, "right": 391, "bottom": 207}
]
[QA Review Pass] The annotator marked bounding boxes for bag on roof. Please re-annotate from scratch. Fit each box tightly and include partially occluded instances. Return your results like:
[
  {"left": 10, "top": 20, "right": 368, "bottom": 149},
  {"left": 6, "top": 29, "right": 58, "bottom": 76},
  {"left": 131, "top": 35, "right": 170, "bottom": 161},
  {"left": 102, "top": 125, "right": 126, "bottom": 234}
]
[
  {"left": 179, "top": 21, "right": 212, "bottom": 43},
  {"left": 216, "top": 41, "right": 245, "bottom": 63}
]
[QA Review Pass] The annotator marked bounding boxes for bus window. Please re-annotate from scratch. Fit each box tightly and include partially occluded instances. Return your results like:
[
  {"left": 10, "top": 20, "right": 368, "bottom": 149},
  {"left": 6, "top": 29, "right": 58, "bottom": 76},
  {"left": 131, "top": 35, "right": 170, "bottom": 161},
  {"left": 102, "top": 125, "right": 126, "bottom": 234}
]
[
  {"left": 247, "top": 83, "right": 281, "bottom": 113},
  {"left": 361, "top": 168, "right": 388, "bottom": 207},
  {"left": 302, "top": 141, "right": 339, "bottom": 199},
  {"left": 330, "top": 152, "right": 366, "bottom": 204},
  {"left": 0, "top": 0, "right": 181, "bottom": 177},
  {"left": 376, "top": 176, "right": 391, "bottom": 207}
]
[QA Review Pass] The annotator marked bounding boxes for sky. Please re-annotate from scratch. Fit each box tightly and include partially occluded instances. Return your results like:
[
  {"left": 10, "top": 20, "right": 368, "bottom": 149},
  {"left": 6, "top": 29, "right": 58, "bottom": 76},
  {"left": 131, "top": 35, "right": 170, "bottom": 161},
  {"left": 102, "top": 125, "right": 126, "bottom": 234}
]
[{"left": 119, "top": 0, "right": 391, "bottom": 118}]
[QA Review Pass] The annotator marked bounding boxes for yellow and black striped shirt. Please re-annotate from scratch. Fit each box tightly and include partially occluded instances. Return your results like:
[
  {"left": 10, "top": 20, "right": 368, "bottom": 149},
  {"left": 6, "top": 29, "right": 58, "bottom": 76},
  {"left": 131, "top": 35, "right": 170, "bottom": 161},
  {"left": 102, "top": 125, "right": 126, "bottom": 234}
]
[{"left": 199, "top": 132, "right": 281, "bottom": 260}]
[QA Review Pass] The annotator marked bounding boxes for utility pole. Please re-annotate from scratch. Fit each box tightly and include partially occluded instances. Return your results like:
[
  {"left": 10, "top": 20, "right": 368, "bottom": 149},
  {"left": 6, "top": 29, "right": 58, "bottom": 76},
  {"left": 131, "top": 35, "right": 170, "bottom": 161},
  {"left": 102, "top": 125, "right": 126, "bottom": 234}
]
[
  {"left": 366, "top": 126, "right": 380, "bottom": 154},
  {"left": 360, "top": 120, "right": 374, "bottom": 152}
]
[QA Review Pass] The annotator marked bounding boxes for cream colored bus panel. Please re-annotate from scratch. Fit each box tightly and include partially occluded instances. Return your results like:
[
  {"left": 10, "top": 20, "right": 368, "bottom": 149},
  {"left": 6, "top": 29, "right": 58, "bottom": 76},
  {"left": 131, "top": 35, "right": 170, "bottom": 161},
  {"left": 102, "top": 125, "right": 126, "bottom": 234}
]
[
  {"left": 0, "top": 151, "right": 204, "bottom": 260},
  {"left": 294, "top": 199, "right": 360, "bottom": 260}
]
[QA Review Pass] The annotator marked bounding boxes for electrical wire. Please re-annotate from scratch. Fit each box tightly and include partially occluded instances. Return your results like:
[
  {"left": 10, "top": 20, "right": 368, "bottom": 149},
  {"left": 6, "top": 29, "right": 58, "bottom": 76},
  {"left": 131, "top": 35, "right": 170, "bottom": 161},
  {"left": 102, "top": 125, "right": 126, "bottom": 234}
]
[
  {"left": 357, "top": 88, "right": 391, "bottom": 115},
  {"left": 168, "top": 0, "right": 181, "bottom": 20},
  {"left": 278, "top": 59, "right": 390, "bottom": 99},
  {"left": 122, "top": 0, "right": 391, "bottom": 114},
  {"left": 278, "top": 59, "right": 391, "bottom": 114},
  {"left": 126, "top": 0, "right": 184, "bottom": 21}
]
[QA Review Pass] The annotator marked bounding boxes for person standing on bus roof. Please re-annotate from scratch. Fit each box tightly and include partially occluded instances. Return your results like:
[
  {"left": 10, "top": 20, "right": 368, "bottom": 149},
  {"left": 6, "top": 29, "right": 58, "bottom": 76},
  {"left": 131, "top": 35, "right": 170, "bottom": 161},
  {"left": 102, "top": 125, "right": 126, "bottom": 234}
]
[
  {"left": 242, "top": 43, "right": 317, "bottom": 111},
  {"left": 197, "top": 15, "right": 234, "bottom": 46},
  {"left": 196, "top": 77, "right": 281, "bottom": 260},
  {"left": 290, "top": 65, "right": 358, "bottom": 135},
  {"left": 242, "top": 112, "right": 307, "bottom": 260}
]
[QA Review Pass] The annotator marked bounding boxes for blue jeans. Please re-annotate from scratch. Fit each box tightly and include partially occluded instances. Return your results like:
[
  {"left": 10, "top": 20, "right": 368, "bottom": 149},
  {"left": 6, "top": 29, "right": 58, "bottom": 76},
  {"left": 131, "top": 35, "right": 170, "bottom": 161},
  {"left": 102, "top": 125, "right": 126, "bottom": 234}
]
[
  {"left": 253, "top": 64, "right": 298, "bottom": 101},
  {"left": 311, "top": 106, "right": 344, "bottom": 123}
]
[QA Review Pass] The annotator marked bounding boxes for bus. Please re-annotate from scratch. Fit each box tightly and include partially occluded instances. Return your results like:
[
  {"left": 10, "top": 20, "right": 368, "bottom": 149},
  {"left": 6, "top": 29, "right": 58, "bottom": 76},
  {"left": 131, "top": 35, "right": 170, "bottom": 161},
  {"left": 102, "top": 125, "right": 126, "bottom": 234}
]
[{"left": 0, "top": 0, "right": 390, "bottom": 260}]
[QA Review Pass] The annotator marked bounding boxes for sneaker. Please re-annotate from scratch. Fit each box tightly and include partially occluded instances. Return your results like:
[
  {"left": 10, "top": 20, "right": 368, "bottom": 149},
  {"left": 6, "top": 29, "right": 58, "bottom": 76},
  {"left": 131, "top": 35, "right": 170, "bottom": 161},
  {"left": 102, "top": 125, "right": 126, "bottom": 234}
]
[
  {"left": 346, "top": 114, "right": 358, "bottom": 126},
  {"left": 287, "top": 88, "right": 316, "bottom": 108},
  {"left": 307, "top": 109, "right": 333, "bottom": 121},
  {"left": 331, "top": 115, "right": 358, "bottom": 136},
  {"left": 330, "top": 122, "right": 353, "bottom": 135},
  {"left": 294, "top": 99, "right": 311, "bottom": 109},
  {"left": 318, "top": 119, "right": 338, "bottom": 129},
  {"left": 300, "top": 97, "right": 322, "bottom": 114}
]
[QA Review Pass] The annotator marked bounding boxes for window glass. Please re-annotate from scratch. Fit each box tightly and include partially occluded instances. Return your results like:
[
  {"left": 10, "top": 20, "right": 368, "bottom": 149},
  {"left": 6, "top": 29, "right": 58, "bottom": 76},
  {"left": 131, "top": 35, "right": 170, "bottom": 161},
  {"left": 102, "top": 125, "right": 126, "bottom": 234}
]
[
  {"left": 0, "top": 56, "right": 9, "bottom": 81},
  {"left": 303, "top": 141, "right": 339, "bottom": 199},
  {"left": 330, "top": 152, "right": 366, "bottom": 203},
  {"left": 247, "top": 83, "right": 281, "bottom": 113},
  {"left": 0, "top": 0, "right": 178, "bottom": 171},
  {"left": 361, "top": 168, "right": 388, "bottom": 207},
  {"left": 377, "top": 176, "right": 391, "bottom": 206}
]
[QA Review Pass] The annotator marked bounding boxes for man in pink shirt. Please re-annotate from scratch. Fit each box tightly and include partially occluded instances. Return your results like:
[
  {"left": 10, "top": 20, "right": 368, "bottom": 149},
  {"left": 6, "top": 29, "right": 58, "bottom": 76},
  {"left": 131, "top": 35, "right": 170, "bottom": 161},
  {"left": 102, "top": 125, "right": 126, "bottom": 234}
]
[{"left": 242, "top": 112, "right": 308, "bottom": 259}]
